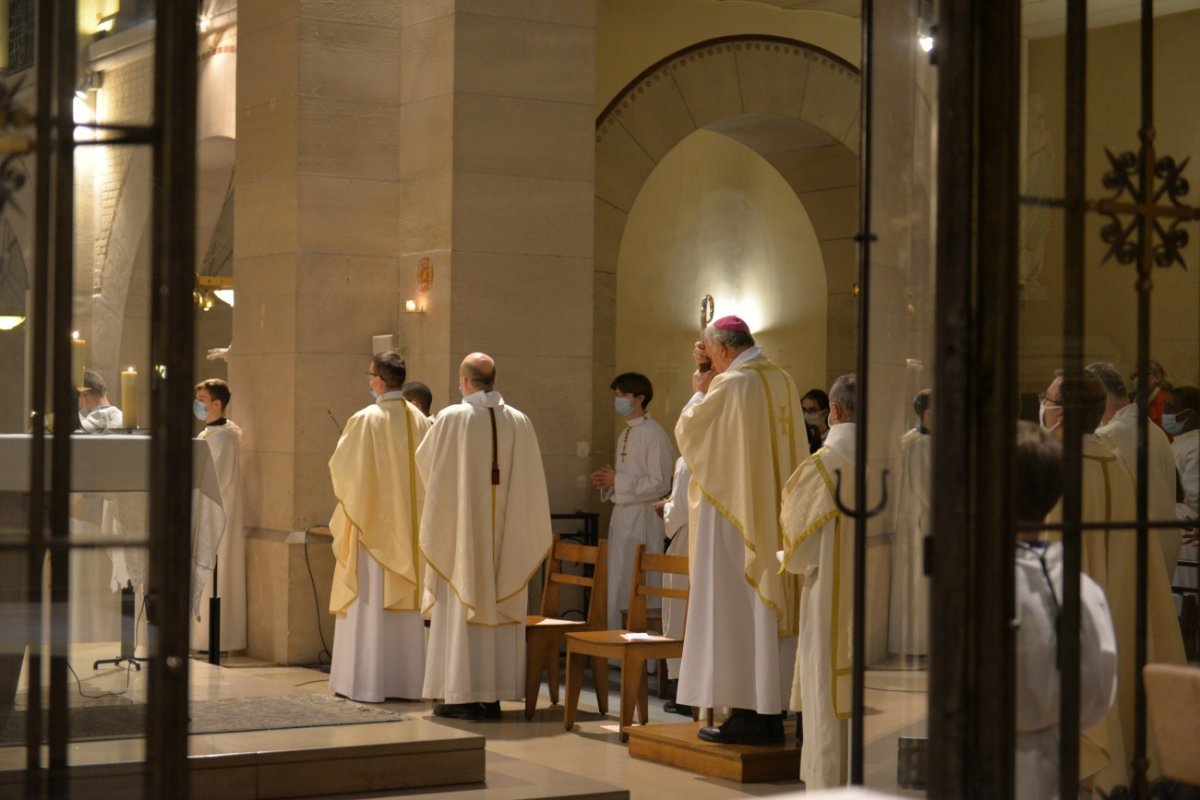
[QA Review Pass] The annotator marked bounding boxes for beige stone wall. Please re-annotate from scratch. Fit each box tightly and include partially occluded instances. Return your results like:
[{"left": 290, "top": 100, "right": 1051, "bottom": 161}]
[
  {"left": 597, "top": 0, "right": 860, "bottom": 113},
  {"left": 614, "top": 129, "right": 829, "bottom": 438},
  {"left": 1022, "top": 10, "right": 1200, "bottom": 390}
]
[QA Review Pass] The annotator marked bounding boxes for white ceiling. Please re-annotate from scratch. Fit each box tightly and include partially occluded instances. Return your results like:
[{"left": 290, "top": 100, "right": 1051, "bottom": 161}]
[{"left": 715, "top": 0, "right": 1200, "bottom": 38}]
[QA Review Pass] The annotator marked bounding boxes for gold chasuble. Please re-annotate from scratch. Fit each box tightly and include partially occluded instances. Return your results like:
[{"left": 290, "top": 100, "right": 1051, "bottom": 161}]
[
  {"left": 676, "top": 351, "right": 803, "bottom": 636},
  {"left": 416, "top": 395, "right": 552, "bottom": 626},
  {"left": 328, "top": 397, "right": 432, "bottom": 615},
  {"left": 1048, "top": 435, "right": 1186, "bottom": 793}
]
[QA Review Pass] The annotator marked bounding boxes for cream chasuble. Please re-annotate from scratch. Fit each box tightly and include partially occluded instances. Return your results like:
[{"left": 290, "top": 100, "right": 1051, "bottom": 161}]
[
  {"left": 328, "top": 397, "right": 430, "bottom": 614},
  {"left": 327, "top": 395, "right": 430, "bottom": 701},
  {"left": 417, "top": 391, "right": 552, "bottom": 703},
  {"left": 675, "top": 346, "right": 803, "bottom": 715},
  {"left": 1048, "top": 435, "right": 1186, "bottom": 794},
  {"left": 781, "top": 421, "right": 855, "bottom": 789},
  {"left": 190, "top": 420, "right": 246, "bottom": 652}
]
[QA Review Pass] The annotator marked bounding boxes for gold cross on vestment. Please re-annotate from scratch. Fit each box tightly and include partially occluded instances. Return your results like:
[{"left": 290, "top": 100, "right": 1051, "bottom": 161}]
[{"left": 777, "top": 404, "right": 793, "bottom": 437}]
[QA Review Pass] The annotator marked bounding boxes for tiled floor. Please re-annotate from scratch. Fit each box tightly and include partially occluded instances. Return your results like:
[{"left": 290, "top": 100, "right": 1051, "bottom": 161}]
[{"left": 3, "top": 645, "right": 932, "bottom": 799}]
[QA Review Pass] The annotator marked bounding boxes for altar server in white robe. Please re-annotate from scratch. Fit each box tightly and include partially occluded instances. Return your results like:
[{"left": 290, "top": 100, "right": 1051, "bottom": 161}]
[
  {"left": 327, "top": 352, "right": 432, "bottom": 702},
  {"left": 660, "top": 455, "right": 691, "bottom": 694},
  {"left": 189, "top": 378, "right": 247, "bottom": 654},
  {"left": 780, "top": 374, "right": 856, "bottom": 788},
  {"left": 1041, "top": 371, "right": 1186, "bottom": 794},
  {"left": 1164, "top": 387, "right": 1198, "bottom": 604},
  {"left": 888, "top": 388, "right": 931, "bottom": 659},
  {"left": 1013, "top": 421, "right": 1118, "bottom": 800},
  {"left": 70, "top": 370, "right": 125, "bottom": 642},
  {"left": 1089, "top": 362, "right": 1182, "bottom": 576},
  {"left": 675, "top": 315, "right": 803, "bottom": 746},
  {"left": 418, "top": 353, "right": 552, "bottom": 721},
  {"left": 591, "top": 372, "right": 674, "bottom": 630}
]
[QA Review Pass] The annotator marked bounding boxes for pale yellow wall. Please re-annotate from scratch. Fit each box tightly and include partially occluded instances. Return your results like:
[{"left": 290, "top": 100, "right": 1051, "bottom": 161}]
[
  {"left": 597, "top": 0, "right": 860, "bottom": 113},
  {"left": 615, "top": 129, "right": 827, "bottom": 442},
  {"left": 1022, "top": 10, "right": 1200, "bottom": 389}
]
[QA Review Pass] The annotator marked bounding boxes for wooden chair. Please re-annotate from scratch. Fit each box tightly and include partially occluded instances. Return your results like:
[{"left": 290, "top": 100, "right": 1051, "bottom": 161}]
[
  {"left": 563, "top": 544, "right": 690, "bottom": 742},
  {"left": 524, "top": 536, "right": 608, "bottom": 719}
]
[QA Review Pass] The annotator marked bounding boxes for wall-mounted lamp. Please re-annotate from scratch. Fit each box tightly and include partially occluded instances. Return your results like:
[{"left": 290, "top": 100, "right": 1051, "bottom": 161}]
[
  {"left": 404, "top": 298, "right": 425, "bottom": 313},
  {"left": 196, "top": 274, "right": 234, "bottom": 309}
]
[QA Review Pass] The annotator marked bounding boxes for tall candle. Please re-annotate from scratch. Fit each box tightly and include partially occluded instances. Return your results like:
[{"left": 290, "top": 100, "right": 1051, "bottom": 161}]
[
  {"left": 120, "top": 367, "right": 139, "bottom": 429},
  {"left": 70, "top": 333, "right": 87, "bottom": 388}
]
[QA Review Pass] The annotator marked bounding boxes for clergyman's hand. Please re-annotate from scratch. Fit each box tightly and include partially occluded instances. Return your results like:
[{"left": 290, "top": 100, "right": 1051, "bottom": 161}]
[{"left": 692, "top": 368, "right": 715, "bottom": 394}]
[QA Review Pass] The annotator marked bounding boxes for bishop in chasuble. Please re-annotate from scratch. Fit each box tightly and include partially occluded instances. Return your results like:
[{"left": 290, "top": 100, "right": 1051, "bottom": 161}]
[
  {"left": 328, "top": 352, "right": 432, "bottom": 702},
  {"left": 780, "top": 374, "right": 856, "bottom": 790},
  {"left": 418, "top": 353, "right": 552, "bottom": 721},
  {"left": 1041, "top": 373, "right": 1186, "bottom": 795},
  {"left": 675, "top": 316, "right": 803, "bottom": 746}
]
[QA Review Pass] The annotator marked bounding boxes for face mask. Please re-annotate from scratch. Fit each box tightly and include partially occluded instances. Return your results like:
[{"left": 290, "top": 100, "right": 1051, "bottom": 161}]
[
  {"left": 459, "top": 386, "right": 467, "bottom": 400},
  {"left": 1162, "top": 413, "right": 1184, "bottom": 436},
  {"left": 369, "top": 387, "right": 378, "bottom": 400},
  {"left": 193, "top": 400, "right": 208, "bottom": 421},
  {"left": 1038, "top": 402, "right": 1061, "bottom": 433},
  {"left": 614, "top": 396, "right": 635, "bottom": 416},
  {"left": 803, "top": 411, "right": 823, "bottom": 427}
]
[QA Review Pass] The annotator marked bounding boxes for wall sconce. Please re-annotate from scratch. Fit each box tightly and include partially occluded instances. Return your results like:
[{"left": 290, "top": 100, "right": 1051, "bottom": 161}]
[{"left": 196, "top": 274, "right": 234, "bottom": 309}]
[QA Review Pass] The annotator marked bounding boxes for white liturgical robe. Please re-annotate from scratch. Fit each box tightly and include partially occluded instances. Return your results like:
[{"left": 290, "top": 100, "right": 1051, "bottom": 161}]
[
  {"left": 1048, "top": 434, "right": 1186, "bottom": 793},
  {"left": 1172, "top": 430, "right": 1198, "bottom": 612},
  {"left": 781, "top": 421, "right": 856, "bottom": 789},
  {"left": 889, "top": 426, "right": 930, "bottom": 657},
  {"left": 327, "top": 392, "right": 431, "bottom": 702},
  {"left": 601, "top": 413, "right": 674, "bottom": 629},
  {"left": 418, "top": 390, "right": 552, "bottom": 703},
  {"left": 190, "top": 419, "right": 246, "bottom": 652},
  {"left": 1096, "top": 403, "right": 1183, "bottom": 575},
  {"left": 675, "top": 346, "right": 803, "bottom": 716},
  {"left": 661, "top": 456, "right": 691, "bottom": 679},
  {"left": 1015, "top": 542, "right": 1117, "bottom": 800}
]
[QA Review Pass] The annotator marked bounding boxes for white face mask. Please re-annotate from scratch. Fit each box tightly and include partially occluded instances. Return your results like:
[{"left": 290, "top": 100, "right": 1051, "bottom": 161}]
[{"left": 1039, "top": 402, "right": 1061, "bottom": 432}]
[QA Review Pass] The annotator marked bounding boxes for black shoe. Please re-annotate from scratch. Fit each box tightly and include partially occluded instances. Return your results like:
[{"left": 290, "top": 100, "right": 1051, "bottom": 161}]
[
  {"left": 697, "top": 709, "right": 785, "bottom": 746},
  {"left": 663, "top": 700, "right": 693, "bottom": 717},
  {"left": 479, "top": 701, "right": 502, "bottom": 719},
  {"left": 433, "top": 702, "right": 482, "bottom": 720}
]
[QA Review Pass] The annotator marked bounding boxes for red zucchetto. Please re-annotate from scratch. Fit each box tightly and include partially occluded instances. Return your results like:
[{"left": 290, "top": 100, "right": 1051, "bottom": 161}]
[{"left": 712, "top": 315, "right": 750, "bottom": 333}]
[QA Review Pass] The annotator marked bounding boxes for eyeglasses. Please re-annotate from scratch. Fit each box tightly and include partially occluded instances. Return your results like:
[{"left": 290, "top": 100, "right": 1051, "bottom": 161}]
[
  {"left": 366, "top": 372, "right": 378, "bottom": 378},
  {"left": 801, "top": 405, "right": 821, "bottom": 414}
]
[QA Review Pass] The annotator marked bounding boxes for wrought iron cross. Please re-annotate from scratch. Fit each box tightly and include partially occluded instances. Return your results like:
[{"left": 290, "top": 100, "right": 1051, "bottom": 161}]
[{"left": 1093, "top": 129, "right": 1200, "bottom": 274}]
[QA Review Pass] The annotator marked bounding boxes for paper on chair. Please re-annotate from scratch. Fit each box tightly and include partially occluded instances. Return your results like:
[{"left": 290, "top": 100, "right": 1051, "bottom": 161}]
[
  {"left": 621, "top": 632, "right": 672, "bottom": 642},
  {"left": 534, "top": 618, "right": 582, "bottom": 626}
]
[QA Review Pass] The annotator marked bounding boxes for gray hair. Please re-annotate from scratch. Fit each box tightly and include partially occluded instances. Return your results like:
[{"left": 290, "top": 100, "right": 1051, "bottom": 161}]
[
  {"left": 830, "top": 373, "right": 856, "bottom": 415},
  {"left": 704, "top": 325, "right": 755, "bottom": 351},
  {"left": 1085, "top": 361, "right": 1127, "bottom": 400}
]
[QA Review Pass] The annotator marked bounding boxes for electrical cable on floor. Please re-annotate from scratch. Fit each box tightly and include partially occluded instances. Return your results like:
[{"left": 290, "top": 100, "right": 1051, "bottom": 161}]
[
  {"left": 67, "top": 596, "right": 147, "bottom": 700},
  {"left": 294, "top": 678, "right": 330, "bottom": 687},
  {"left": 303, "top": 532, "right": 333, "bottom": 667}
]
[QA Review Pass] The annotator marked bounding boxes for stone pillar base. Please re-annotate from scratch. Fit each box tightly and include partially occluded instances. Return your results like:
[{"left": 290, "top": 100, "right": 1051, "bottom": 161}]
[{"left": 246, "top": 528, "right": 336, "bottom": 666}]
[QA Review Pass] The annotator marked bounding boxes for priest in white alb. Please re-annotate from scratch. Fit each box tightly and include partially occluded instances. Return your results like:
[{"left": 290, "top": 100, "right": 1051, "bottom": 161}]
[
  {"left": 327, "top": 352, "right": 431, "bottom": 702},
  {"left": 780, "top": 373, "right": 856, "bottom": 788},
  {"left": 1041, "top": 370, "right": 1186, "bottom": 794},
  {"left": 190, "top": 378, "right": 247, "bottom": 655},
  {"left": 418, "top": 353, "right": 552, "bottom": 721},
  {"left": 675, "top": 315, "right": 803, "bottom": 746},
  {"left": 888, "top": 387, "right": 931, "bottom": 660},
  {"left": 1088, "top": 361, "right": 1182, "bottom": 576}
]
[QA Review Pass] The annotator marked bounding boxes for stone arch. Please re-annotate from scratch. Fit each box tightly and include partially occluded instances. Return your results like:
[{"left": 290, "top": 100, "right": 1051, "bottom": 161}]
[{"left": 593, "top": 35, "right": 861, "bottom": 448}]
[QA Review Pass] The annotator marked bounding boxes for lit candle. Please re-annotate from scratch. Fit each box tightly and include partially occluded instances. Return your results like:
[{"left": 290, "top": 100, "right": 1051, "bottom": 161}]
[
  {"left": 405, "top": 299, "right": 417, "bottom": 313},
  {"left": 70, "top": 332, "right": 87, "bottom": 388},
  {"left": 120, "top": 367, "right": 139, "bottom": 429}
]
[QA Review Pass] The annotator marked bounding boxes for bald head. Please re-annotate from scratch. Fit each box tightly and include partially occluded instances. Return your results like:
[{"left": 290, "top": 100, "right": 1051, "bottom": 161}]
[{"left": 460, "top": 352, "right": 496, "bottom": 395}]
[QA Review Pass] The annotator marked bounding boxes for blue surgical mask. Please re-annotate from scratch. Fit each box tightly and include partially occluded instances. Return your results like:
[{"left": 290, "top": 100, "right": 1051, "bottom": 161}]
[
  {"left": 193, "top": 400, "right": 208, "bottom": 421},
  {"left": 614, "top": 396, "right": 634, "bottom": 416},
  {"left": 1162, "top": 413, "right": 1184, "bottom": 436},
  {"left": 369, "top": 387, "right": 378, "bottom": 400}
]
